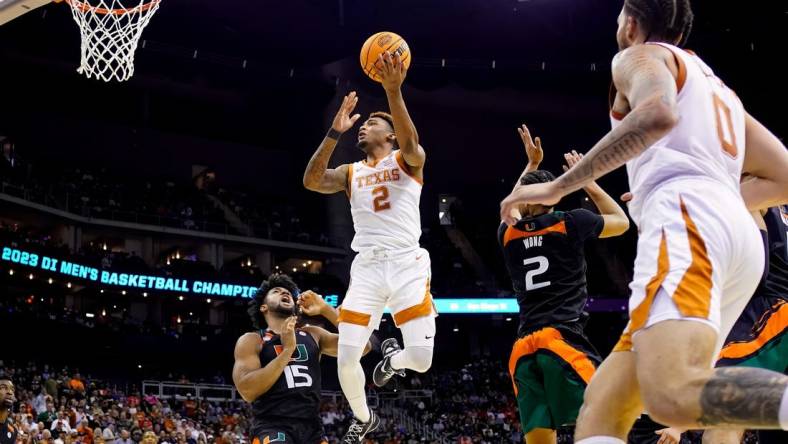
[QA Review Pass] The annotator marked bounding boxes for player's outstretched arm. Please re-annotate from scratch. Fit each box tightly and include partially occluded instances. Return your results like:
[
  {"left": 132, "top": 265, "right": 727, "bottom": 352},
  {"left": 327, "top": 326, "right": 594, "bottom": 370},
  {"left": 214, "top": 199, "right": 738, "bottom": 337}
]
[
  {"left": 303, "top": 92, "right": 360, "bottom": 194},
  {"left": 232, "top": 318, "right": 297, "bottom": 402},
  {"left": 377, "top": 52, "right": 426, "bottom": 173},
  {"left": 299, "top": 291, "right": 371, "bottom": 357},
  {"left": 500, "top": 45, "right": 679, "bottom": 224},
  {"left": 563, "top": 151, "right": 629, "bottom": 238},
  {"left": 740, "top": 113, "right": 788, "bottom": 210}
]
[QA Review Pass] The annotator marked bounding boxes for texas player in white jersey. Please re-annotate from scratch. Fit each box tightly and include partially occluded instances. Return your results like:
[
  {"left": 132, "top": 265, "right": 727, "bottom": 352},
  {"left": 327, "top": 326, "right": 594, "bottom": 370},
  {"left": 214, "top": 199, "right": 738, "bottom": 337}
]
[
  {"left": 500, "top": 1, "right": 788, "bottom": 442},
  {"left": 303, "top": 52, "right": 434, "bottom": 443}
]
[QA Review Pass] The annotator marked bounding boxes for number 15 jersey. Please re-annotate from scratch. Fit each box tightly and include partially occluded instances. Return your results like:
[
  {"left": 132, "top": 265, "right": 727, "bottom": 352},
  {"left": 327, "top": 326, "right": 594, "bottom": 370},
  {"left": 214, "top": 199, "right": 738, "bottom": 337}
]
[
  {"left": 251, "top": 328, "right": 322, "bottom": 431},
  {"left": 498, "top": 210, "right": 604, "bottom": 337},
  {"left": 347, "top": 150, "right": 423, "bottom": 253}
]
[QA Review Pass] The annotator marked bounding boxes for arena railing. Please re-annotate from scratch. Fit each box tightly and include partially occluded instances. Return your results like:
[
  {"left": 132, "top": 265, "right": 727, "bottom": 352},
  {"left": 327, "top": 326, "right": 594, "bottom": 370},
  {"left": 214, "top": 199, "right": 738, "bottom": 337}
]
[{"left": 140, "top": 382, "right": 381, "bottom": 407}]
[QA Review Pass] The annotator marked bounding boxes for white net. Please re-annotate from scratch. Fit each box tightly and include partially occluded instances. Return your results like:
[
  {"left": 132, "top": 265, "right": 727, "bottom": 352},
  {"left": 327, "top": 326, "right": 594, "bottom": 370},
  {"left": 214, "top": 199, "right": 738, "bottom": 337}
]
[{"left": 65, "top": 0, "right": 161, "bottom": 82}]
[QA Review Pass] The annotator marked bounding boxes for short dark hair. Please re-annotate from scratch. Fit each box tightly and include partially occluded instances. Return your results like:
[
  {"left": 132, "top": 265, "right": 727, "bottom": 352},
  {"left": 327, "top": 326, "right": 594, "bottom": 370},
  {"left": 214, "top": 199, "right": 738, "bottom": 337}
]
[
  {"left": 247, "top": 274, "right": 300, "bottom": 329},
  {"left": 519, "top": 170, "right": 556, "bottom": 187},
  {"left": 624, "top": 0, "right": 694, "bottom": 47},
  {"left": 369, "top": 111, "right": 395, "bottom": 132}
]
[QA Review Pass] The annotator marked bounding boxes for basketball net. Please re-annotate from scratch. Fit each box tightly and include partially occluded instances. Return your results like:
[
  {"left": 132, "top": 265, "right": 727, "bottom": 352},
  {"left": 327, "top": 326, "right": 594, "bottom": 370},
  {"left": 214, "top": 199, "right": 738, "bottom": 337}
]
[{"left": 63, "top": 0, "right": 161, "bottom": 82}]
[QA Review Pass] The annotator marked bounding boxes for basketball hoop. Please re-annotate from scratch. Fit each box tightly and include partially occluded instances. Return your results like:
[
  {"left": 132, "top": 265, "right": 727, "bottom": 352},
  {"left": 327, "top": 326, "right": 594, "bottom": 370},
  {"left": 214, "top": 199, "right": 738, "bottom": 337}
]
[{"left": 62, "top": 0, "right": 161, "bottom": 82}]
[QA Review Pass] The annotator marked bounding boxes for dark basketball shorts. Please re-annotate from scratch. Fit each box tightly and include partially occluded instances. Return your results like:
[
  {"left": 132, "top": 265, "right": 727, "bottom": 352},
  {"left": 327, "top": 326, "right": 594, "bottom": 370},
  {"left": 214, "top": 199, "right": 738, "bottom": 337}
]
[{"left": 508, "top": 323, "right": 601, "bottom": 434}]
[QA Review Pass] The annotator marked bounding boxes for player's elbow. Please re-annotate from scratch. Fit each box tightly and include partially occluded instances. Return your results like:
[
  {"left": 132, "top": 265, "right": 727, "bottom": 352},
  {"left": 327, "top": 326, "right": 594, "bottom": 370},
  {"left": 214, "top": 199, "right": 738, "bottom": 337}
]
[
  {"left": 600, "top": 216, "right": 630, "bottom": 238},
  {"left": 302, "top": 175, "right": 320, "bottom": 192},
  {"left": 641, "top": 97, "right": 679, "bottom": 134},
  {"left": 610, "top": 217, "right": 631, "bottom": 237},
  {"left": 236, "top": 386, "right": 256, "bottom": 403}
]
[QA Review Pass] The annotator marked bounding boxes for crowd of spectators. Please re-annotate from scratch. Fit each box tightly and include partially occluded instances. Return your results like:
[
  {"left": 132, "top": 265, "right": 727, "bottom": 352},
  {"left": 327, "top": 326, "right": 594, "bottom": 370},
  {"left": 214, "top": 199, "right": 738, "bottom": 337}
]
[{"left": 0, "top": 145, "right": 329, "bottom": 246}]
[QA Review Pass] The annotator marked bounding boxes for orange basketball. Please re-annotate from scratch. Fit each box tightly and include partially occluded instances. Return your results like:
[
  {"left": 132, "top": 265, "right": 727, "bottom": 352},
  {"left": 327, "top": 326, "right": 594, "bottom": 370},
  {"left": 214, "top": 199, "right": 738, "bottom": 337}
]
[{"left": 360, "top": 31, "right": 411, "bottom": 82}]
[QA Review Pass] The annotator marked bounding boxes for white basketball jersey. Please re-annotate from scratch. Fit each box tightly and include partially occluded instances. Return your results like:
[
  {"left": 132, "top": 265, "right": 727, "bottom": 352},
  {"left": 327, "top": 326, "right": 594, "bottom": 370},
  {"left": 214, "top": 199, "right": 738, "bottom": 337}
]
[
  {"left": 347, "top": 150, "right": 422, "bottom": 252},
  {"left": 611, "top": 43, "right": 746, "bottom": 224}
]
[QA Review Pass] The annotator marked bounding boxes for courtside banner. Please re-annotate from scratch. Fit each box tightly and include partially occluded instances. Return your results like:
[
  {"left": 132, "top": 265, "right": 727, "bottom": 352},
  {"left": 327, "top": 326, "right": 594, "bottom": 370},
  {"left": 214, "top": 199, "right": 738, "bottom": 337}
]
[
  {"left": 1, "top": 245, "right": 258, "bottom": 298},
  {"left": 2, "top": 245, "right": 624, "bottom": 313}
]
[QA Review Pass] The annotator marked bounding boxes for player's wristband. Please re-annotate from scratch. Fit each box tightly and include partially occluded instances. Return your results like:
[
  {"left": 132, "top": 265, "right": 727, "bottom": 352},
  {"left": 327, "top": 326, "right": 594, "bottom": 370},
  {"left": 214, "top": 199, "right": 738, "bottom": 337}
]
[{"left": 326, "top": 128, "right": 342, "bottom": 141}]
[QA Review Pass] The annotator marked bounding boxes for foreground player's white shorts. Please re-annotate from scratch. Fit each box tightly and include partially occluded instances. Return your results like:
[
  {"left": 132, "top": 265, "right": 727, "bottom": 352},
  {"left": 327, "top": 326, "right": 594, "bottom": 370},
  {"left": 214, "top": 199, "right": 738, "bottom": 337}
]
[
  {"left": 337, "top": 246, "right": 437, "bottom": 347},
  {"left": 615, "top": 178, "right": 764, "bottom": 354}
]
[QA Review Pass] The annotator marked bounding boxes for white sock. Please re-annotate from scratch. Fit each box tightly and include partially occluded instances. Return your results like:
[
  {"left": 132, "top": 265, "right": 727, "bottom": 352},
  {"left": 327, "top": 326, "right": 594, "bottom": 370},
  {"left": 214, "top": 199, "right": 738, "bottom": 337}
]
[
  {"left": 575, "top": 438, "right": 626, "bottom": 444},
  {"left": 390, "top": 346, "right": 433, "bottom": 373},
  {"left": 780, "top": 384, "right": 788, "bottom": 430},
  {"left": 337, "top": 344, "right": 370, "bottom": 423}
]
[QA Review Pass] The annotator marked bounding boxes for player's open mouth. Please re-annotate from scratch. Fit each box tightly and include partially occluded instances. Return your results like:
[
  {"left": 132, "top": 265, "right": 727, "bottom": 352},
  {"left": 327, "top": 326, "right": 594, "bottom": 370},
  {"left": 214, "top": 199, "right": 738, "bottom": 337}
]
[{"left": 358, "top": 132, "right": 367, "bottom": 140}]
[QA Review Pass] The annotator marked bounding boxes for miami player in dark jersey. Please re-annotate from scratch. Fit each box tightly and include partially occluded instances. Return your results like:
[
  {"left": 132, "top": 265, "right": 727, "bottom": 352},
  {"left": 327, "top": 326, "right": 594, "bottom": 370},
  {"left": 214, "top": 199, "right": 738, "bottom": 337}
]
[
  {"left": 700, "top": 205, "right": 788, "bottom": 444},
  {"left": 232, "top": 274, "right": 371, "bottom": 444},
  {"left": 500, "top": 126, "right": 630, "bottom": 444},
  {"left": 0, "top": 379, "right": 16, "bottom": 444}
]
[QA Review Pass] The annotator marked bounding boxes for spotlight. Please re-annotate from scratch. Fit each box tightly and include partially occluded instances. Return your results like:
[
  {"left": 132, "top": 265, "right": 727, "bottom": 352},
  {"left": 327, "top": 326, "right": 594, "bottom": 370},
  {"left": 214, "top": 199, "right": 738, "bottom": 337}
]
[
  {"left": 67, "top": 282, "right": 72, "bottom": 288},
  {"left": 28, "top": 273, "right": 34, "bottom": 280},
  {"left": 206, "top": 298, "right": 211, "bottom": 303},
  {"left": 178, "top": 295, "right": 184, "bottom": 301},
  {"left": 48, "top": 278, "right": 53, "bottom": 284}
]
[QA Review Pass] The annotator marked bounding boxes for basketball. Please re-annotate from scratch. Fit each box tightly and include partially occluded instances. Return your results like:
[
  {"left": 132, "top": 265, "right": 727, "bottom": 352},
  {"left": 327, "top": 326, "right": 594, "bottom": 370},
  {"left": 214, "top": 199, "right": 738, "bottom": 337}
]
[{"left": 360, "top": 31, "right": 411, "bottom": 82}]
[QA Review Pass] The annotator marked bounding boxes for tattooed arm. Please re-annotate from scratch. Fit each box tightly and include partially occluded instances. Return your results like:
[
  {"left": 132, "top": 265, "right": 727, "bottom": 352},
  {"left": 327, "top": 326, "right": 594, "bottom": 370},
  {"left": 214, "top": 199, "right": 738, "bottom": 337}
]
[
  {"left": 499, "top": 45, "right": 679, "bottom": 225},
  {"left": 698, "top": 367, "right": 788, "bottom": 428},
  {"left": 302, "top": 92, "right": 360, "bottom": 194}
]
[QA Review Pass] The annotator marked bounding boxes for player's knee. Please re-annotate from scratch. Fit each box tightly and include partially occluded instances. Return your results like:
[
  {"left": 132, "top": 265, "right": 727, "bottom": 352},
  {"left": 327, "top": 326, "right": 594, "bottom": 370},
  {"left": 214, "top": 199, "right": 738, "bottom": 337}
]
[
  {"left": 404, "top": 346, "right": 433, "bottom": 373},
  {"left": 337, "top": 345, "right": 363, "bottom": 375},
  {"left": 639, "top": 381, "right": 694, "bottom": 426}
]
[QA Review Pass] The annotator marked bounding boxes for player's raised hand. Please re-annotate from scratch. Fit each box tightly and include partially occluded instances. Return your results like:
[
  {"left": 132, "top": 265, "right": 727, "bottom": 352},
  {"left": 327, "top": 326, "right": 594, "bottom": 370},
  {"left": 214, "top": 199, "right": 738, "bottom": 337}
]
[
  {"left": 377, "top": 51, "right": 407, "bottom": 92},
  {"left": 281, "top": 316, "right": 298, "bottom": 353},
  {"left": 331, "top": 91, "right": 361, "bottom": 134},
  {"left": 655, "top": 427, "right": 682, "bottom": 444},
  {"left": 297, "top": 290, "right": 327, "bottom": 317},
  {"left": 500, "top": 182, "right": 563, "bottom": 226},
  {"left": 518, "top": 124, "right": 544, "bottom": 168},
  {"left": 562, "top": 150, "right": 584, "bottom": 172}
]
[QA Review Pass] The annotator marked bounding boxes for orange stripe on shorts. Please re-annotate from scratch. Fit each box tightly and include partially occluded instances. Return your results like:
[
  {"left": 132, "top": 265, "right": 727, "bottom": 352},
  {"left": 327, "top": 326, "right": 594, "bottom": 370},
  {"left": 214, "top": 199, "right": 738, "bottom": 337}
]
[
  {"left": 392, "top": 279, "right": 434, "bottom": 326},
  {"left": 508, "top": 327, "right": 596, "bottom": 395},
  {"left": 672, "top": 197, "right": 713, "bottom": 319},
  {"left": 337, "top": 308, "right": 371, "bottom": 326},
  {"left": 613, "top": 228, "right": 670, "bottom": 352}
]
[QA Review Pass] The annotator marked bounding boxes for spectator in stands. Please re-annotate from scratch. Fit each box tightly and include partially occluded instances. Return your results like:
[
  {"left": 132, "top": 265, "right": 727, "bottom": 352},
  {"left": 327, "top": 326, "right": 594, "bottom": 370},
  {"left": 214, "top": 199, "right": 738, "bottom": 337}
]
[{"left": 117, "top": 430, "right": 133, "bottom": 444}]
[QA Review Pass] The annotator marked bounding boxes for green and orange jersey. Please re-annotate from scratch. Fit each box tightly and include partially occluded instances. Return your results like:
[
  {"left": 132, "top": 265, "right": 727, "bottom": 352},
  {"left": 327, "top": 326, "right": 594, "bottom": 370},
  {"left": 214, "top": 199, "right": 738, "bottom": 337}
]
[
  {"left": 249, "top": 328, "right": 322, "bottom": 436},
  {"left": 498, "top": 209, "right": 604, "bottom": 337},
  {"left": 718, "top": 205, "right": 788, "bottom": 365}
]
